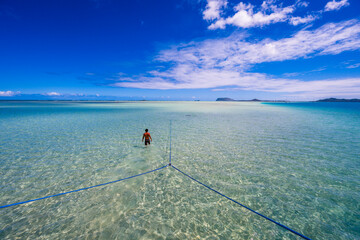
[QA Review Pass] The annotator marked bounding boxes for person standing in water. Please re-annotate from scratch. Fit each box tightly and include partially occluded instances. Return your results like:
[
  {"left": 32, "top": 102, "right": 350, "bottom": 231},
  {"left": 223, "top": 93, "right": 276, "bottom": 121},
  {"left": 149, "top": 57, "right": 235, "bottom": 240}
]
[{"left": 142, "top": 129, "right": 152, "bottom": 146}]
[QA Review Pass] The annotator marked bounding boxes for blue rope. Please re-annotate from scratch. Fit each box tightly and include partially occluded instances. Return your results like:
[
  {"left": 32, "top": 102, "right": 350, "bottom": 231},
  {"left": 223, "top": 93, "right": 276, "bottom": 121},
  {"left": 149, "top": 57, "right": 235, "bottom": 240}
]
[
  {"left": 0, "top": 165, "right": 168, "bottom": 209},
  {"left": 171, "top": 165, "right": 311, "bottom": 240},
  {"left": 169, "top": 120, "right": 172, "bottom": 165}
]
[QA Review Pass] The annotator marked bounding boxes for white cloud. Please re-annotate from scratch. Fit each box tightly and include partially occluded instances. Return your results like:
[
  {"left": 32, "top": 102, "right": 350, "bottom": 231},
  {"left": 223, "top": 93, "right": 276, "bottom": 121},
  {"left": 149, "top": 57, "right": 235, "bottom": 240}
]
[
  {"left": 297, "top": 1, "right": 309, "bottom": 8},
  {"left": 208, "top": 1, "right": 296, "bottom": 29},
  {"left": 256, "top": 78, "right": 360, "bottom": 93},
  {"left": 204, "top": 0, "right": 351, "bottom": 30},
  {"left": 112, "top": 20, "right": 360, "bottom": 99},
  {"left": 204, "top": 0, "right": 320, "bottom": 29},
  {"left": 324, "top": 0, "right": 349, "bottom": 12},
  {"left": 116, "top": 71, "right": 360, "bottom": 99},
  {"left": 283, "top": 67, "right": 327, "bottom": 77},
  {"left": 289, "top": 14, "right": 318, "bottom": 26},
  {"left": 155, "top": 20, "right": 360, "bottom": 69},
  {"left": 346, "top": 63, "right": 360, "bottom": 69},
  {"left": 211, "top": 78, "right": 360, "bottom": 95},
  {"left": 203, "top": 0, "right": 227, "bottom": 20},
  {"left": 0, "top": 91, "right": 20, "bottom": 96},
  {"left": 44, "top": 92, "right": 61, "bottom": 96}
]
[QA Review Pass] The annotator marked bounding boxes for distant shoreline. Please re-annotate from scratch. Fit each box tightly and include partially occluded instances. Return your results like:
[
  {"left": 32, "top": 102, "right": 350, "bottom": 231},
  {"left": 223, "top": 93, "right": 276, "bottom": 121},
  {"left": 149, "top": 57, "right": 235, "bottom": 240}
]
[
  {"left": 216, "top": 97, "right": 289, "bottom": 102},
  {"left": 315, "top": 98, "right": 360, "bottom": 102},
  {"left": 1, "top": 97, "right": 359, "bottom": 102},
  {"left": 216, "top": 97, "right": 360, "bottom": 102}
]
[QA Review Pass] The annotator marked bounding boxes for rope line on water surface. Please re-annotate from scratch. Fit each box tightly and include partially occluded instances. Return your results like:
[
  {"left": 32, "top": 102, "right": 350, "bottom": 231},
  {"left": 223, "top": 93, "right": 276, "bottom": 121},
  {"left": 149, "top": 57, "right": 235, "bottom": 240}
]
[
  {"left": 169, "top": 120, "right": 172, "bottom": 165},
  {"left": 171, "top": 165, "right": 311, "bottom": 240},
  {"left": 0, "top": 165, "right": 168, "bottom": 209}
]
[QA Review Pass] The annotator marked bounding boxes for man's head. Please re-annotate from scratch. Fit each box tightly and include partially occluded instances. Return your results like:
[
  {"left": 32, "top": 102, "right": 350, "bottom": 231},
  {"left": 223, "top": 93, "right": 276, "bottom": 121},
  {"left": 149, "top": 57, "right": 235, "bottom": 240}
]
[{"left": 145, "top": 129, "right": 148, "bottom": 132}]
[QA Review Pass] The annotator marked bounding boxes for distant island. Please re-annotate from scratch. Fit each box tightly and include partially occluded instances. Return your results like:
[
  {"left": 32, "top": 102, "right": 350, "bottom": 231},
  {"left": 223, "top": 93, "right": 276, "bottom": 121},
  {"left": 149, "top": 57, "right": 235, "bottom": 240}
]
[
  {"left": 216, "top": 97, "right": 360, "bottom": 102},
  {"left": 216, "top": 97, "right": 287, "bottom": 102},
  {"left": 316, "top": 98, "right": 360, "bottom": 102}
]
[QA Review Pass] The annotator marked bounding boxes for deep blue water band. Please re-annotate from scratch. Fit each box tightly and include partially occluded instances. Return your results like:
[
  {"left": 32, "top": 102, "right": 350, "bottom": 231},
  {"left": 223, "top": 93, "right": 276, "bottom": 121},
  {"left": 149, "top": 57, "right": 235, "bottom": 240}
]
[
  {"left": 171, "top": 165, "right": 311, "bottom": 240},
  {"left": 0, "top": 165, "right": 168, "bottom": 209}
]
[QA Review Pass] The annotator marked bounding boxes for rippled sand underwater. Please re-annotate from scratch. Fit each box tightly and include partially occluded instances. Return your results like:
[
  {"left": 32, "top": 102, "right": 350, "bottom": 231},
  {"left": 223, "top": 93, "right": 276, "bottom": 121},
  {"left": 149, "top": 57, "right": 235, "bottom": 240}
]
[{"left": 0, "top": 101, "right": 359, "bottom": 239}]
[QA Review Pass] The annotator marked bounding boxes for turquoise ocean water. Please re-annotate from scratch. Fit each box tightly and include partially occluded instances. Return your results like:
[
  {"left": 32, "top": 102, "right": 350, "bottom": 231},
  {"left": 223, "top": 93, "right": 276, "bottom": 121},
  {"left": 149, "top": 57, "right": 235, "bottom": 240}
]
[{"left": 0, "top": 101, "right": 359, "bottom": 239}]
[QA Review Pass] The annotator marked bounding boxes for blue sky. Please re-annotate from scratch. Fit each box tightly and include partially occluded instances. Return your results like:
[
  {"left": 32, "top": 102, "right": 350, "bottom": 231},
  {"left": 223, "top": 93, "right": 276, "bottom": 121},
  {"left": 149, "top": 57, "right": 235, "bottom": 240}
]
[{"left": 0, "top": 0, "right": 359, "bottom": 100}]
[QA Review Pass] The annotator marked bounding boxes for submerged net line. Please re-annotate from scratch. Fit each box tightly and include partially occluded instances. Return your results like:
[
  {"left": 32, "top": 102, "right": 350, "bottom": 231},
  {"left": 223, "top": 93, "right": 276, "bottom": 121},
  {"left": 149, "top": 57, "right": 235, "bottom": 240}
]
[
  {"left": 0, "top": 165, "right": 168, "bottom": 209},
  {"left": 1, "top": 120, "right": 311, "bottom": 239}
]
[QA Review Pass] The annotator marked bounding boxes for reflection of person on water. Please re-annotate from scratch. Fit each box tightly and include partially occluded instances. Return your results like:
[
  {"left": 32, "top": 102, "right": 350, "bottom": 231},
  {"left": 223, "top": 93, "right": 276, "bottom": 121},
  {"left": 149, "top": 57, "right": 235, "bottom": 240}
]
[{"left": 142, "top": 129, "right": 152, "bottom": 146}]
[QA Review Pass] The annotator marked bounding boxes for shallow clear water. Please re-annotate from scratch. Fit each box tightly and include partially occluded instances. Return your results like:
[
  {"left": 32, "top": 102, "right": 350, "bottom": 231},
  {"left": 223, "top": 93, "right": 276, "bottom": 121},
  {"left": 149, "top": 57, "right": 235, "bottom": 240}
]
[{"left": 0, "top": 101, "right": 359, "bottom": 239}]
